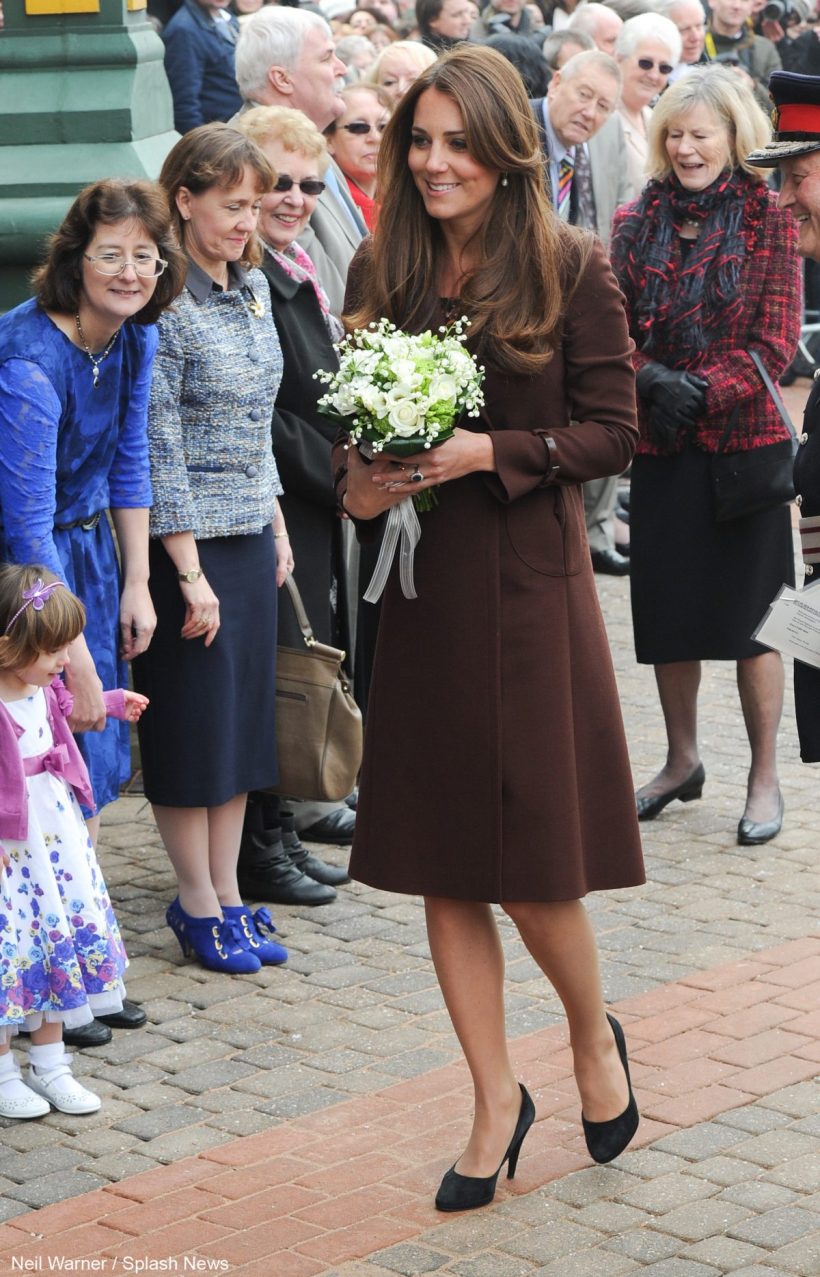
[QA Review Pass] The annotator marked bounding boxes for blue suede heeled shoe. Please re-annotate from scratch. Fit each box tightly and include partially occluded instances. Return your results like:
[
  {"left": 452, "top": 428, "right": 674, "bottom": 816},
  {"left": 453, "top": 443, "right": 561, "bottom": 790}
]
[
  {"left": 222, "top": 904, "right": 287, "bottom": 965},
  {"left": 435, "top": 1083, "right": 536, "bottom": 1212},
  {"left": 166, "top": 898, "right": 261, "bottom": 974}
]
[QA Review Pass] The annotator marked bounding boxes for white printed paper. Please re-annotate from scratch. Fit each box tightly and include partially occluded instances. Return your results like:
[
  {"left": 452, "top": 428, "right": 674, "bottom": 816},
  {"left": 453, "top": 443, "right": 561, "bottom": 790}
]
[{"left": 754, "top": 583, "right": 820, "bottom": 669}]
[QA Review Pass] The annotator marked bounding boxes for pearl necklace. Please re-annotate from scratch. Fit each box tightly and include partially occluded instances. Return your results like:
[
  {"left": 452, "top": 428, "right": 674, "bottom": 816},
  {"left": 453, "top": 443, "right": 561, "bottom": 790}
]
[{"left": 75, "top": 314, "right": 121, "bottom": 387}]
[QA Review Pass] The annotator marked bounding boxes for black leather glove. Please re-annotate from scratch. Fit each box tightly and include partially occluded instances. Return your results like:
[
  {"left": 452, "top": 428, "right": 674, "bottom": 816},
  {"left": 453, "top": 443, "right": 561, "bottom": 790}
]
[{"left": 636, "top": 362, "right": 708, "bottom": 432}]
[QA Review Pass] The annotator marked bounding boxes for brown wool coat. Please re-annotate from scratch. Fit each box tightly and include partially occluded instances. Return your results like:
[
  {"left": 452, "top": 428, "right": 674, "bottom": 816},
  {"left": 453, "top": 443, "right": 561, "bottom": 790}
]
[{"left": 338, "top": 239, "right": 646, "bottom": 902}]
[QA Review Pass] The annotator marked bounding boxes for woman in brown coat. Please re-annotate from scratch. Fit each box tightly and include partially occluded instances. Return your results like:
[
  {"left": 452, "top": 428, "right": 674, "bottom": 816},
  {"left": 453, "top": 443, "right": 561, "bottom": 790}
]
[{"left": 337, "top": 45, "right": 645, "bottom": 1211}]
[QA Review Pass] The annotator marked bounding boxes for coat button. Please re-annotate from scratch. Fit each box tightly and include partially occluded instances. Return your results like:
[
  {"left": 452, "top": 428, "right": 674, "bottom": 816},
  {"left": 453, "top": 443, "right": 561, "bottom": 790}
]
[
  {"left": 806, "top": 564, "right": 814, "bottom": 576},
  {"left": 249, "top": 408, "right": 261, "bottom": 421},
  {"left": 814, "top": 368, "right": 820, "bottom": 380},
  {"left": 248, "top": 351, "right": 260, "bottom": 363},
  {"left": 801, "top": 432, "right": 809, "bottom": 444},
  {"left": 796, "top": 493, "right": 803, "bottom": 506},
  {"left": 245, "top": 464, "right": 259, "bottom": 479}
]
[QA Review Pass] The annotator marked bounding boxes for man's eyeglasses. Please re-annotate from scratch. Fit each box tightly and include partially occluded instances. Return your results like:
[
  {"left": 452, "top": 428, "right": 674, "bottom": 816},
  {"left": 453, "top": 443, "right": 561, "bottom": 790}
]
[
  {"left": 637, "top": 56, "right": 674, "bottom": 75},
  {"left": 340, "top": 121, "right": 388, "bottom": 136},
  {"left": 85, "top": 253, "right": 168, "bottom": 278},
  {"left": 273, "top": 175, "right": 327, "bottom": 195}
]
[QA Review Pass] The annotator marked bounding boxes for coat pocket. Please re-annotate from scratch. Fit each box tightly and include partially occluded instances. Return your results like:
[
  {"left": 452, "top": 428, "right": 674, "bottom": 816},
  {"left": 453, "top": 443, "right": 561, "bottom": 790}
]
[{"left": 504, "top": 484, "right": 584, "bottom": 577}]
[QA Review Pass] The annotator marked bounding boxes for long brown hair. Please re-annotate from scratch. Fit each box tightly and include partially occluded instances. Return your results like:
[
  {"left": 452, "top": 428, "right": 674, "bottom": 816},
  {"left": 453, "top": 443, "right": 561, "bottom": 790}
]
[
  {"left": 158, "top": 123, "right": 276, "bottom": 270},
  {"left": 0, "top": 565, "right": 85, "bottom": 671},
  {"left": 32, "top": 180, "right": 186, "bottom": 326},
  {"left": 346, "top": 44, "right": 590, "bottom": 374}
]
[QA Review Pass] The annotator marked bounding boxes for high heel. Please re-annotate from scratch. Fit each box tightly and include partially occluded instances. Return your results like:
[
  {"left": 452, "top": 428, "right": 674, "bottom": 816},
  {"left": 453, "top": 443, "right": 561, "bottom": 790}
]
[
  {"left": 636, "top": 762, "right": 705, "bottom": 821},
  {"left": 166, "top": 897, "right": 262, "bottom": 974},
  {"left": 582, "top": 1014, "right": 639, "bottom": 1164},
  {"left": 222, "top": 904, "right": 287, "bottom": 965},
  {"left": 435, "top": 1083, "right": 535, "bottom": 1212}
]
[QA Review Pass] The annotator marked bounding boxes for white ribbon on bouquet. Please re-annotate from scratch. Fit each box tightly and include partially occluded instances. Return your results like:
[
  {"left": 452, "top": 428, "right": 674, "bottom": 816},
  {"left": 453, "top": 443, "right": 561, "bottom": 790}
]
[{"left": 363, "top": 497, "right": 421, "bottom": 603}]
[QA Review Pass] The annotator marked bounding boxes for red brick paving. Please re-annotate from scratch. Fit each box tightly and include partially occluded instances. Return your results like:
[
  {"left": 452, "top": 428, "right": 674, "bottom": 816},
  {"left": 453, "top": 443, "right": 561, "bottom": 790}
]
[{"left": 0, "top": 935, "right": 817, "bottom": 1274}]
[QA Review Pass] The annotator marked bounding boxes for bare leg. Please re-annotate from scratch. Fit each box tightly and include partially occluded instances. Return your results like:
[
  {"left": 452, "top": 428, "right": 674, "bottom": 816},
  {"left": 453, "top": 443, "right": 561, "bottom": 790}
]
[
  {"left": 85, "top": 815, "right": 100, "bottom": 847},
  {"left": 636, "top": 660, "right": 702, "bottom": 798},
  {"left": 152, "top": 806, "right": 220, "bottom": 918},
  {"left": 210, "top": 793, "right": 248, "bottom": 908},
  {"left": 424, "top": 897, "right": 521, "bottom": 1177},
  {"left": 737, "top": 651, "right": 784, "bottom": 822},
  {"left": 29, "top": 1022, "right": 62, "bottom": 1046},
  {"left": 503, "top": 899, "right": 629, "bottom": 1122}
]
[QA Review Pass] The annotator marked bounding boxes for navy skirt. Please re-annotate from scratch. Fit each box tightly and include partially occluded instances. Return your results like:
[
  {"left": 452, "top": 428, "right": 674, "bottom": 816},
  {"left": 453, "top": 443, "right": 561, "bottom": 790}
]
[
  {"left": 134, "top": 528, "right": 278, "bottom": 807},
  {"left": 630, "top": 445, "right": 794, "bottom": 664}
]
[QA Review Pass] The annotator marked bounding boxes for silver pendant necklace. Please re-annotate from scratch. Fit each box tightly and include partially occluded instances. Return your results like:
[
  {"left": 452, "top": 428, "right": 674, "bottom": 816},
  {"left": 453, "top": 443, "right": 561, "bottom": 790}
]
[{"left": 75, "top": 314, "right": 121, "bottom": 387}]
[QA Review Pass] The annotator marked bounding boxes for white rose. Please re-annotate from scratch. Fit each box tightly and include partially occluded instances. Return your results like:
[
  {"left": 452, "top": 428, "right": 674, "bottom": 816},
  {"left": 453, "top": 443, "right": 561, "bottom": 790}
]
[
  {"left": 388, "top": 401, "right": 422, "bottom": 436},
  {"left": 333, "top": 386, "right": 357, "bottom": 415},
  {"left": 359, "top": 386, "right": 388, "bottom": 416},
  {"left": 428, "top": 374, "right": 458, "bottom": 403}
]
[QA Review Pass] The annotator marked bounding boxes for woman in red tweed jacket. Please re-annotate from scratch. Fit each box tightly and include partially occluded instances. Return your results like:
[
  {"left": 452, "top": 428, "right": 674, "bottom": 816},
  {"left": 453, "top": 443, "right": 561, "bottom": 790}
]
[{"left": 610, "top": 66, "right": 801, "bottom": 847}]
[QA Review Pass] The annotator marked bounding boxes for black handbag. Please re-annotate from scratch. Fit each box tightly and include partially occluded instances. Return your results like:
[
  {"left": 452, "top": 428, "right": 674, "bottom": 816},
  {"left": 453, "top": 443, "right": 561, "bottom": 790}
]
[
  {"left": 269, "top": 574, "right": 362, "bottom": 803},
  {"left": 710, "top": 350, "right": 797, "bottom": 523}
]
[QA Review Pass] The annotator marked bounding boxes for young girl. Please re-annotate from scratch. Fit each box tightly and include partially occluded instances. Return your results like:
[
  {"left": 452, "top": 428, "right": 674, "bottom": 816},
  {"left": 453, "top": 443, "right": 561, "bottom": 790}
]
[{"left": 0, "top": 564, "right": 148, "bottom": 1119}]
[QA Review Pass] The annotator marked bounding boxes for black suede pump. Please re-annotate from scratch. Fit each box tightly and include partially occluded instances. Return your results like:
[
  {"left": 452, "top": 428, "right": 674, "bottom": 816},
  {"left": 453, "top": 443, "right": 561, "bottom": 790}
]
[
  {"left": 435, "top": 1083, "right": 536, "bottom": 1212},
  {"left": 582, "top": 1014, "right": 639, "bottom": 1164}
]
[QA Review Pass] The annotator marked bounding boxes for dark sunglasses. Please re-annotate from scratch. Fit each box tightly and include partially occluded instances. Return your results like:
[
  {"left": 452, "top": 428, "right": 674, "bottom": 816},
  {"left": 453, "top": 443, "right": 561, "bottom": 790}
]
[
  {"left": 341, "top": 121, "right": 388, "bottom": 136},
  {"left": 637, "top": 56, "right": 674, "bottom": 75},
  {"left": 273, "top": 175, "right": 326, "bottom": 195}
]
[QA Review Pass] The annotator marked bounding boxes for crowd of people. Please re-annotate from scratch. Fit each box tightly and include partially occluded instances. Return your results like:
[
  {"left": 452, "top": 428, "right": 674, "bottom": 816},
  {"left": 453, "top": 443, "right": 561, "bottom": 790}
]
[{"left": 1, "top": 0, "right": 819, "bottom": 1217}]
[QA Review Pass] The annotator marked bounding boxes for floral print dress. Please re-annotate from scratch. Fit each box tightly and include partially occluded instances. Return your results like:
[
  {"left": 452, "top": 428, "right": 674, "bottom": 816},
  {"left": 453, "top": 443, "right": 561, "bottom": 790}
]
[{"left": 0, "top": 689, "right": 127, "bottom": 1042}]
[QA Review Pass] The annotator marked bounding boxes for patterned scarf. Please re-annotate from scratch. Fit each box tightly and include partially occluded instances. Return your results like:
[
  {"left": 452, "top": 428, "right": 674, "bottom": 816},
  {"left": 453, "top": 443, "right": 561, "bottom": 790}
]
[
  {"left": 620, "top": 169, "right": 769, "bottom": 362},
  {"left": 266, "top": 241, "right": 344, "bottom": 342}
]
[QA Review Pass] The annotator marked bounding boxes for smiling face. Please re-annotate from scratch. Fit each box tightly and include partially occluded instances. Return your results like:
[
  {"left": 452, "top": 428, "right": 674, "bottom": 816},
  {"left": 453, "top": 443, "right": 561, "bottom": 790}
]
[
  {"left": 779, "top": 150, "right": 820, "bottom": 261},
  {"left": 408, "top": 87, "right": 499, "bottom": 239},
  {"left": 546, "top": 62, "right": 619, "bottom": 147},
  {"left": 80, "top": 218, "right": 161, "bottom": 330},
  {"left": 13, "top": 645, "right": 72, "bottom": 695},
  {"left": 327, "top": 88, "right": 390, "bottom": 193},
  {"left": 665, "top": 102, "right": 733, "bottom": 191},
  {"left": 256, "top": 141, "right": 323, "bottom": 250},
  {"left": 619, "top": 38, "right": 675, "bottom": 112},
  {"left": 176, "top": 168, "right": 263, "bottom": 274}
]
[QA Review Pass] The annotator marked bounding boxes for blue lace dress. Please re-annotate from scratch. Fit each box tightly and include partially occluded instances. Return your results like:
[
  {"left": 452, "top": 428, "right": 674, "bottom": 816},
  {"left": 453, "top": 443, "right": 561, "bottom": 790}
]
[{"left": 0, "top": 300, "right": 157, "bottom": 809}]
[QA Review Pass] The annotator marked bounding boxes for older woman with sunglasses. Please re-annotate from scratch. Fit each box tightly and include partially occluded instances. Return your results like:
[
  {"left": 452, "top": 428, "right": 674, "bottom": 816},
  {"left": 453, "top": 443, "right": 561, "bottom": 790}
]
[
  {"left": 615, "top": 13, "right": 682, "bottom": 199},
  {"left": 231, "top": 106, "right": 355, "bottom": 906},
  {"left": 325, "top": 85, "right": 392, "bottom": 231}
]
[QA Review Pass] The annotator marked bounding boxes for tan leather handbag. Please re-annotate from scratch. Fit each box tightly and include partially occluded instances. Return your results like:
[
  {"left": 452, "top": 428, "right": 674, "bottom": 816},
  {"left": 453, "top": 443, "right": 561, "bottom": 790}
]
[{"left": 269, "top": 573, "right": 362, "bottom": 803}]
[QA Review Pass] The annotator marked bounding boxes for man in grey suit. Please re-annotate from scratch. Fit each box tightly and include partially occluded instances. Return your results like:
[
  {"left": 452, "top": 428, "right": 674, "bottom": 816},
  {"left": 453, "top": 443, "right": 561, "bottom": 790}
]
[
  {"left": 531, "top": 50, "right": 633, "bottom": 575},
  {"left": 234, "top": 7, "right": 366, "bottom": 315}
]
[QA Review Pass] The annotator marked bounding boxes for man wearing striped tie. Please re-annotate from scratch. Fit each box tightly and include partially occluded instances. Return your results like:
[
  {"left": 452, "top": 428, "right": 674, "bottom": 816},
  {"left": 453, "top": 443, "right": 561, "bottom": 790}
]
[{"left": 531, "top": 50, "right": 635, "bottom": 575}]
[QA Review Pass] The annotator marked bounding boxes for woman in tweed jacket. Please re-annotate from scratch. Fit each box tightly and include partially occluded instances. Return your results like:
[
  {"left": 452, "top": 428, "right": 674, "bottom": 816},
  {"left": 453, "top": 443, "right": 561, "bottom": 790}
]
[
  {"left": 609, "top": 68, "right": 801, "bottom": 847},
  {"left": 133, "top": 125, "right": 292, "bottom": 974}
]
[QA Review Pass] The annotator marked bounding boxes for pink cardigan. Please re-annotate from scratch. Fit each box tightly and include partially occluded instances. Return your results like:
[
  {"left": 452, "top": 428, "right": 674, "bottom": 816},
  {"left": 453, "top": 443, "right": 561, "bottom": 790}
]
[{"left": 0, "top": 681, "right": 127, "bottom": 839}]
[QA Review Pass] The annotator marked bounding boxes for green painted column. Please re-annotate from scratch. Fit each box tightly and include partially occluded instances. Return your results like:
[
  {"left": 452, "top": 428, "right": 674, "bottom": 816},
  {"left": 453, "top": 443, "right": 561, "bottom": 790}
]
[{"left": 0, "top": 0, "right": 178, "bottom": 308}]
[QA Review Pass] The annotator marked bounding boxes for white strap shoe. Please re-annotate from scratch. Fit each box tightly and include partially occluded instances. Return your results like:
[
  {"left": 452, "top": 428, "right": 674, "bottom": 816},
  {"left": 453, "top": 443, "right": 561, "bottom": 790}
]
[
  {"left": 27, "top": 1056, "right": 101, "bottom": 1115},
  {"left": 0, "top": 1077, "right": 50, "bottom": 1119}
]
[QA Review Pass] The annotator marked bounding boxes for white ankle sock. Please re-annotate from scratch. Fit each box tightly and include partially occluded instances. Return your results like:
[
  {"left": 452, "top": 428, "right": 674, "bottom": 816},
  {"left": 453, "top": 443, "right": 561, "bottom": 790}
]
[
  {"left": 29, "top": 1041, "right": 67, "bottom": 1073},
  {"left": 0, "top": 1052, "right": 33, "bottom": 1100}
]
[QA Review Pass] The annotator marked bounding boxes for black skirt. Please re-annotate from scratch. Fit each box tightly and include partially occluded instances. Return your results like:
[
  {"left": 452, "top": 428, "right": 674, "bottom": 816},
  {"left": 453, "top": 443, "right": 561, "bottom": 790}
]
[
  {"left": 630, "top": 446, "right": 794, "bottom": 664},
  {"left": 134, "top": 529, "right": 278, "bottom": 807}
]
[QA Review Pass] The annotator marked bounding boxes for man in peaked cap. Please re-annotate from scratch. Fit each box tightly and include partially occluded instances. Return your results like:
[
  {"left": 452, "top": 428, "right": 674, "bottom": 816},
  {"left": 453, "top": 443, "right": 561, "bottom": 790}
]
[{"left": 748, "top": 70, "right": 820, "bottom": 764}]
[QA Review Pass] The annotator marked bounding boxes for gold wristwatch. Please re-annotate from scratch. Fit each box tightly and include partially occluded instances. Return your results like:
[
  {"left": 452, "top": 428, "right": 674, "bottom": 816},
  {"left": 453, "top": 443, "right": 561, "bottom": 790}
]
[{"left": 177, "top": 568, "right": 203, "bottom": 583}]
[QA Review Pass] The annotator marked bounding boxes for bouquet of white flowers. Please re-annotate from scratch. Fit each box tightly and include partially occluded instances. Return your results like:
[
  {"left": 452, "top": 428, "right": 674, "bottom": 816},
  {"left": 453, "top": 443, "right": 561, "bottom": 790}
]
[{"left": 316, "top": 318, "right": 486, "bottom": 602}]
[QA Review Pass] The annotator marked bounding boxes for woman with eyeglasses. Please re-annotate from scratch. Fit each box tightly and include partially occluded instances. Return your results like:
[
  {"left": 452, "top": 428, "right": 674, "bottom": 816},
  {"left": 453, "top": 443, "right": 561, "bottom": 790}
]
[
  {"left": 614, "top": 14, "right": 682, "bottom": 200},
  {"left": 0, "top": 180, "right": 186, "bottom": 830},
  {"left": 230, "top": 106, "right": 356, "bottom": 907},
  {"left": 132, "top": 124, "right": 292, "bottom": 974},
  {"left": 324, "top": 85, "right": 392, "bottom": 231}
]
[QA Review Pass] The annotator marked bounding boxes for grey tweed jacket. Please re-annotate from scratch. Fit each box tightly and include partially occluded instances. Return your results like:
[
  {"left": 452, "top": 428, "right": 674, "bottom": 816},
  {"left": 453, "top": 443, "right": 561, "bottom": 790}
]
[{"left": 148, "top": 261, "right": 284, "bottom": 539}]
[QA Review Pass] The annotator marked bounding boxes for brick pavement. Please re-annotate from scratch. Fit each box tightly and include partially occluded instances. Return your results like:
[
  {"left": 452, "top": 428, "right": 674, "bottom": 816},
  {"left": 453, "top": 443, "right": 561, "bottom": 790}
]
[{"left": 0, "top": 379, "right": 817, "bottom": 1273}]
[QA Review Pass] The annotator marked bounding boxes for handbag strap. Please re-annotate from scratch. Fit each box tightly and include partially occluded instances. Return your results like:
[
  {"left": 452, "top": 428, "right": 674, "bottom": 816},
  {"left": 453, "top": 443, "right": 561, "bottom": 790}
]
[
  {"left": 717, "top": 349, "right": 796, "bottom": 452},
  {"left": 281, "top": 573, "right": 317, "bottom": 649}
]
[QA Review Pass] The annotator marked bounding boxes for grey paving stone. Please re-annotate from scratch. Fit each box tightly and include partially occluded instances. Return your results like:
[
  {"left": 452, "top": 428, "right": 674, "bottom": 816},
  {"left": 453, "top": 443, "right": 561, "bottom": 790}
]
[
  {"left": 729, "top": 1206, "right": 820, "bottom": 1249},
  {"left": 763, "top": 1154, "right": 820, "bottom": 1192},
  {"left": 379, "top": 1049, "right": 456, "bottom": 1078},
  {"left": 731, "top": 1131, "right": 820, "bottom": 1172},
  {"left": 113, "top": 1102, "right": 211, "bottom": 1140},
  {"left": 651, "top": 1198, "right": 754, "bottom": 1242},
  {"left": 0, "top": 1198, "right": 33, "bottom": 1222},
  {"left": 542, "top": 1167, "right": 639, "bottom": 1207},
  {"left": 131, "top": 1123, "right": 232, "bottom": 1164},
  {"left": 688, "top": 1155, "right": 765, "bottom": 1187},
  {"left": 638, "top": 1262, "right": 722, "bottom": 1277},
  {"left": 768, "top": 1232, "right": 820, "bottom": 1275},
  {"left": 163, "top": 1058, "right": 259, "bottom": 1092},
  {"left": 77, "top": 1150, "right": 161, "bottom": 1180},
  {"left": 603, "top": 1229, "right": 683, "bottom": 1263},
  {"left": 4, "top": 1169, "right": 109, "bottom": 1209},
  {"left": 372, "top": 1244, "right": 452, "bottom": 1274},
  {"left": 717, "top": 1108, "right": 795, "bottom": 1136},
  {"left": 653, "top": 1125, "right": 747, "bottom": 1161},
  {"left": 721, "top": 1183, "right": 802, "bottom": 1212},
  {"left": 418, "top": 1215, "right": 523, "bottom": 1256},
  {"left": 617, "top": 1172, "right": 720, "bottom": 1214},
  {"left": 2, "top": 1145, "right": 82, "bottom": 1184},
  {"left": 504, "top": 1221, "right": 607, "bottom": 1263},
  {"left": 682, "top": 1238, "right": 771, "bottom": 1270},
  {"left": 450, "top": 1254, "right": 538, "bottom": 1277}
]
